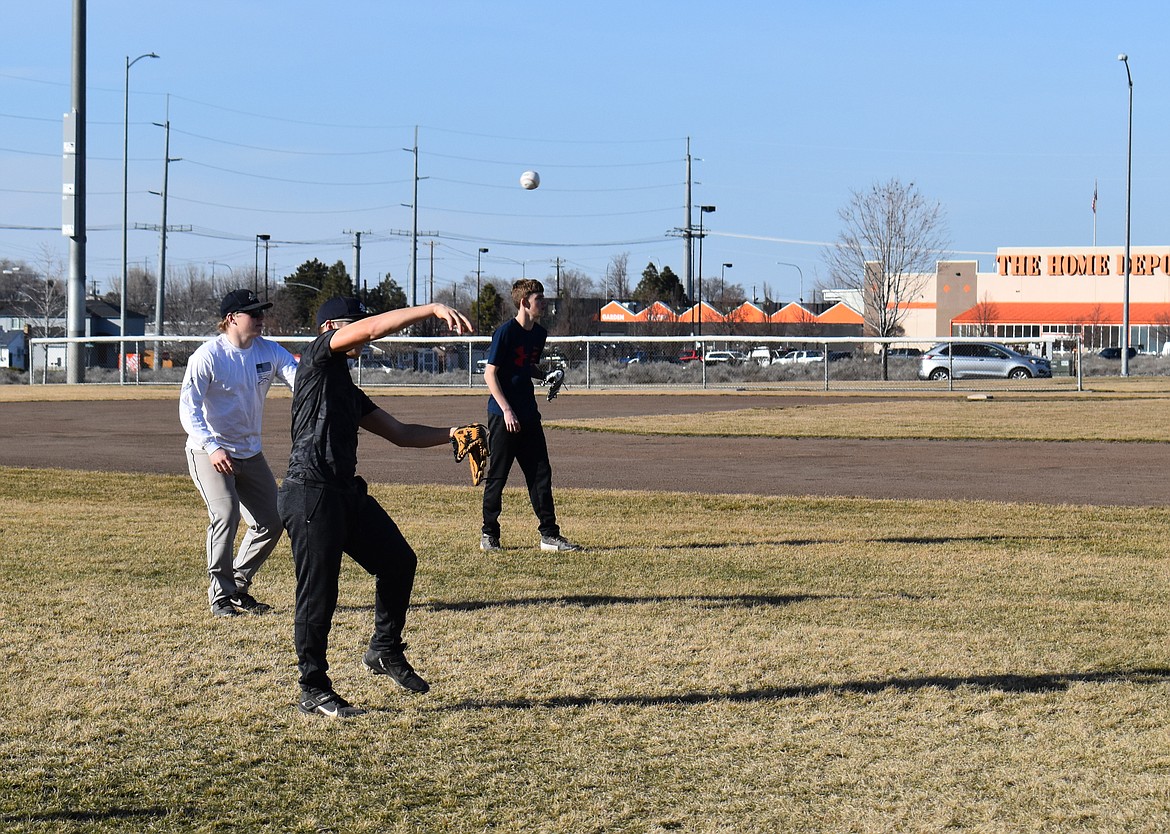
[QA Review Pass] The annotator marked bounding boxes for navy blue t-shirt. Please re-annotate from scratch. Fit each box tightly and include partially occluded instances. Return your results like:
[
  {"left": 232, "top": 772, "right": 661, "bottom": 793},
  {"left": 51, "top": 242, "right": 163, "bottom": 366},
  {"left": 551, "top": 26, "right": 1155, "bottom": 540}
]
[
  {"left": 285, "top": 331, "right": 377, "bottom": 486},
  {"left": 485, "top": 318, "right": 545, "bottom": 422}
]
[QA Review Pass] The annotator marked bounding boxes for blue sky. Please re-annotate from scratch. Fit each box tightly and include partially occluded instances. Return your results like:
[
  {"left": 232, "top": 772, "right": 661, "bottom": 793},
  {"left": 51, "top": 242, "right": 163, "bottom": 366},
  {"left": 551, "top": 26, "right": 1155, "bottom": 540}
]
[{"left": 3, "top": 1, "right": 1168, "bottom": 306}]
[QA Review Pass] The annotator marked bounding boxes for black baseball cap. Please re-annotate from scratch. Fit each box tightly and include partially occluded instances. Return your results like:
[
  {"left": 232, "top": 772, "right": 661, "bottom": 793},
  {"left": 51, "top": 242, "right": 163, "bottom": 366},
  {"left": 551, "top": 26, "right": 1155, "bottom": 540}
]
[
  {"left": 220, "top": 288, "right": 273, "bottom": 317},
  {"left": 316, "top": 296, "right": 370, "bottom": 327}
]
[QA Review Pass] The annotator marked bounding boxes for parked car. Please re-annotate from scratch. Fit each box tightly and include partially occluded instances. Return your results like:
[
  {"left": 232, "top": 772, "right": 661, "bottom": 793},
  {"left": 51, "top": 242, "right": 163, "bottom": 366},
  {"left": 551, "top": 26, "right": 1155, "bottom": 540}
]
[
  {"left": 918, "top": 342, "right": 1052, "bottom": 380},
  {"left": 678, "top": 349, "right": 702, "bottom": 363},
  {"left": 619, "top": 351, "right": 648, "bottom": 365},
  {"left": 1097, "top": 347, "right": 1138, "bottom": 360},
  {"left": 704, "top": 350, "right": 747, "bottom": 366},
  {"left": 773, "top": 349, "right": 825, "bottom": 365},
  {"left": 749, "top": 346, "right": 783, "bottom": 367},
  {"left": 359, "top": 358, "right": 398, "bottom": 373},
  {"left": 827, "top": 350, "right": 854, "bottom": 362},
  {"left": 885, "top": 347, "right": 923, "bottom": 358}
]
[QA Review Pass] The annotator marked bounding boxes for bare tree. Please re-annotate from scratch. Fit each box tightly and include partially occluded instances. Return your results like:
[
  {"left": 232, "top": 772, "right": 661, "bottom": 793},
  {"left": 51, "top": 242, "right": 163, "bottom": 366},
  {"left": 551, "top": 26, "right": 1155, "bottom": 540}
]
[
  {"left": 549, "top": 267, "right": 597, "bottom": 335},
  {"left": 971, "top": 293, "right": 1000, "bottom": 337},
  {"left": 607, "top": 252, "right": 630, "bottom": 300},
  {"left": 166, "top": 264, "right": 227, "bottom": 337},
  {"left": 20, "top": 247, "right": 68, "bottom": 338},
  {"left": 825, "top": 178, "right": 948, "bottom": 376}
]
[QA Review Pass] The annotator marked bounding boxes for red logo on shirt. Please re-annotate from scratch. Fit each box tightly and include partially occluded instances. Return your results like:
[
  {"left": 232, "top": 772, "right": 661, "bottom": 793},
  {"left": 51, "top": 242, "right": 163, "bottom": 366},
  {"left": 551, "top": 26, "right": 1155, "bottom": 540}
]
[{"left": 512, "top": 346, "right": 532, "bottom": 367}]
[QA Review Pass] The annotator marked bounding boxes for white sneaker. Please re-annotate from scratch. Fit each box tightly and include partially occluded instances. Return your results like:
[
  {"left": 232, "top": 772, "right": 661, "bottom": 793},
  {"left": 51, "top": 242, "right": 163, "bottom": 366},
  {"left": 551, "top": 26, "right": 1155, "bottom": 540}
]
[{"left": 540, "top": 535, "right": 582, "bottom": 552}]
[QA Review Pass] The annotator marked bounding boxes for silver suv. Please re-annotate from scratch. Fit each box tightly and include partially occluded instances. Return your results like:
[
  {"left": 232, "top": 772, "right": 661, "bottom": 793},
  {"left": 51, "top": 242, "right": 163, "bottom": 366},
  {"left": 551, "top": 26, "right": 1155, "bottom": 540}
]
[{"left": 918, "top": 342, "right": 1052, "bottom": 380}]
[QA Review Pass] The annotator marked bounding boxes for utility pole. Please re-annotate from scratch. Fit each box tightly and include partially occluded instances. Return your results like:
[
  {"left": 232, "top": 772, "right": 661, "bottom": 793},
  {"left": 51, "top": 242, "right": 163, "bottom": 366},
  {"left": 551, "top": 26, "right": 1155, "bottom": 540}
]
[
  {"left": 684, "top": 137, "right": 693, "bottom": 304},
  {"left": 410, "top": 126, "right": 420, "bottom": 307},
  {"left": 401, "top": 127, "right": 429, "bottom": 308},
  {"left": 343, "top": 230, "right": 370, "bottom": 290},
  {"left": 152, "top": 106, "right": 181, "bottom": 358},
  {"left": 428, "top": 240, "right": 436, "bottom": 305},
  {"left": 65, "top": 0, "right": 87, "bottom": 382}
]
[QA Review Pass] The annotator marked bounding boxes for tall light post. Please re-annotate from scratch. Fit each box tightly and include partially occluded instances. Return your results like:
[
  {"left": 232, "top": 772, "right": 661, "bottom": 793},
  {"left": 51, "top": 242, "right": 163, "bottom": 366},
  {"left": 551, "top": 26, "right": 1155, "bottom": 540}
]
[
  {"left": 120, "top": 51, "right": 159, "bottom": 383},
  {"left": 476, "top": 247, "right": 489, "bottom": 332},
  {"left": 254, "top": 234, "right": 269, "bottom": 296},
  {"left": 262, "top": 235, "right": 271, "bottom": 301},
  {"left": 695, "top": 205, "right": 715, "bottom": 336},
  {"left": 1119, "top": 53, "right": 1133, "bottom": 377},
  {"left": 720, "top": 263, "right": 733, "bottom": 308},
  {"left": 209, "top": 261, "right": 234, "bottom": 283},
  {"left": 776, "top": 261, "right": 805, "bottom": 305}
]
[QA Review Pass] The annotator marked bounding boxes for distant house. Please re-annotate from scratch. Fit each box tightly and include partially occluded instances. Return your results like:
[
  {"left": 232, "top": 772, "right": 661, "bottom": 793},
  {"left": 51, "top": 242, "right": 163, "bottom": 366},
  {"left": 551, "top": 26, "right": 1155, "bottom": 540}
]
[
  {"left": 0, "top": 328, "right": 27, "bottom": 370},
  {"left": 0, "top": 300, "right": 146, "bottom": 372}
]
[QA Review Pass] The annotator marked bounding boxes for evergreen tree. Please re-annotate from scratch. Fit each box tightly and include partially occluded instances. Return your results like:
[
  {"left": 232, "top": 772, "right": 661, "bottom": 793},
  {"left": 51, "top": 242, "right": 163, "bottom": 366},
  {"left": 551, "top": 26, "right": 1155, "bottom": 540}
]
[
  {"left": 471, "top": 283, "right": 504, "bottom": 333},
  {"left": 280, "top": 259, "right": 330, "bottom": 332},
  {"left": 364, "top": 275, "right": 407, "bottom": 313},
  {"left": 632, "top": 262, "right": 688, "bottom": 308}
]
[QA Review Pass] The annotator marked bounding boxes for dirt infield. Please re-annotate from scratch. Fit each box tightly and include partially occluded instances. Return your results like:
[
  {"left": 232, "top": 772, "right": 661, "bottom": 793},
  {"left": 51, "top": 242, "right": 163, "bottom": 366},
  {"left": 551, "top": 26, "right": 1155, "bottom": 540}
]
[{"left": 1, "top": 392, "right": 1166, "bottom": 506}]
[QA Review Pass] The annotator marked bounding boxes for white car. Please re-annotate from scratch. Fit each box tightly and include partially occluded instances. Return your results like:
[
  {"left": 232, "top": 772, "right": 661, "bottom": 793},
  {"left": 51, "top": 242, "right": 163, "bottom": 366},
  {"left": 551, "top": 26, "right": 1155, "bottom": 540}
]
[
  {"left": 704, "top": 350, "right": 748, "bottom": 365},
  {"left": 773, "top": 350, "right": 825, "bottom": 365},
  {"left": 748, "top": 347, "right": 783, "bottom": 367}
]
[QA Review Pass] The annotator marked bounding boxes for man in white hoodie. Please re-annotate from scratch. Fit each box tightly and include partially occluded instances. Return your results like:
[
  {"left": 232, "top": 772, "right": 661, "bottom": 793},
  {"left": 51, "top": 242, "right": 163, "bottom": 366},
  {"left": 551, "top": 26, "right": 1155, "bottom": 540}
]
[{"left": 180, "top": 289, "right": 299, "bottom": 617}]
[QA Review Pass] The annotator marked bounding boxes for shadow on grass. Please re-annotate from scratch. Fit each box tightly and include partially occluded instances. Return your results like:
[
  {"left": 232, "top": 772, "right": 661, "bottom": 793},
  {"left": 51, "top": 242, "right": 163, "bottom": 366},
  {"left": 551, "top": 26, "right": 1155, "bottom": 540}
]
[
  {"left": 591, "top": 534, "right": 1079, "bottom": 552},
  {"left": 406, "top": 593, "right": 826, "bottom": 613},
  {"left": 0, "top": 807, "right": 175, "bottom": 824},
  {"left": 438, "top": 667, "right": 1170, "bottom": 711}
]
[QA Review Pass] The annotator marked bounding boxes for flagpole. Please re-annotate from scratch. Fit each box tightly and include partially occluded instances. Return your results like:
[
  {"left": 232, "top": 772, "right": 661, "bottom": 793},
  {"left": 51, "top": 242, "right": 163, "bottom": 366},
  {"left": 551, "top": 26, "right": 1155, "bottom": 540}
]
[{"left": 1092, "top": 179, "right": 1097, "bottom": 247}]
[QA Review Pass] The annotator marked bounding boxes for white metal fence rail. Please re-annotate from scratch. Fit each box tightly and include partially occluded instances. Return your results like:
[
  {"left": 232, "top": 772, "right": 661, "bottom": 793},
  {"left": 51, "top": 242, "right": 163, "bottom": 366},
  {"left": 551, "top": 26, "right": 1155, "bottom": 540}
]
[{"left": 26, "top": 334, "right": 1087, "bottom": 392}]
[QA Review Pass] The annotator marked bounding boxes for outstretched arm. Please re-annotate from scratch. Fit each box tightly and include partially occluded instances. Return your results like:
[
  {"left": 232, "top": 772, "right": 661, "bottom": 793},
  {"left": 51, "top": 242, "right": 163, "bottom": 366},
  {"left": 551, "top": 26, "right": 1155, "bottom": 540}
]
[
  {"left": 327, "top": 303, "right": 472, "bottom": 355},
  {"left": 359, "top": 408, "right": 455, "bottom": 448}
]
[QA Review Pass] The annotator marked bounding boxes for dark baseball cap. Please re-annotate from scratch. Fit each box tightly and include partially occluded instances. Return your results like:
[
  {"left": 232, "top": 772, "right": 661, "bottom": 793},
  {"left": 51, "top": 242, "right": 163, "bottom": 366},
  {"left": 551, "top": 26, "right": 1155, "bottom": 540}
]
[
  {"left": 316, "top": 296, "right": 370, "bottom": 327},
  {"left": 220, "top": 288, "right": 273, "bottom": 317}
]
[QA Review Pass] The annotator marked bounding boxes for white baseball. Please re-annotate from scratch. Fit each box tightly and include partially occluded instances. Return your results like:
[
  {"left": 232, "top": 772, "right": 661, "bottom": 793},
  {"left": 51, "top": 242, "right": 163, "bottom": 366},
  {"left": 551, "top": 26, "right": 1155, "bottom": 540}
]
[{"left": 520, "top": 170, "right": 540, "bottom": 190}]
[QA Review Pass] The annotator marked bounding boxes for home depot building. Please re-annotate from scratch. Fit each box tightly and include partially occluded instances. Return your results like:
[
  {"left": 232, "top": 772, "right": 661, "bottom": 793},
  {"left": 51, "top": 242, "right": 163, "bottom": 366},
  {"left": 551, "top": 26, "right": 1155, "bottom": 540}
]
[
  {"left": 596, "top": 298, "right": 864, "bottom": 333},
  {"left": 898, "top": 245, "right": 1170, "bottom": 352}
]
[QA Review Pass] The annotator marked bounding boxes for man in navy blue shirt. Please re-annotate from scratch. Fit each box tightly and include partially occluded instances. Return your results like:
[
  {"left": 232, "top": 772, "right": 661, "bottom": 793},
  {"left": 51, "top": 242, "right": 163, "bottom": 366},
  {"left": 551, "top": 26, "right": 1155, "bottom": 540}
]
[{"left": 481, "top": 279, "right": 580, "bottom": 554}]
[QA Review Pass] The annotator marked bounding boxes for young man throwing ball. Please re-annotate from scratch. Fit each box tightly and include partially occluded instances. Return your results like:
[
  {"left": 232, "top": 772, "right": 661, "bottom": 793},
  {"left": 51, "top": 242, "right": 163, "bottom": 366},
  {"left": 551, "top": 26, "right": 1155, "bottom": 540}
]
[
  {"left": 481, "top": 279, "right": 580, "bottom": 554},
  {"left": 279, "top": 297, "right": 474, "bottom": 718}
]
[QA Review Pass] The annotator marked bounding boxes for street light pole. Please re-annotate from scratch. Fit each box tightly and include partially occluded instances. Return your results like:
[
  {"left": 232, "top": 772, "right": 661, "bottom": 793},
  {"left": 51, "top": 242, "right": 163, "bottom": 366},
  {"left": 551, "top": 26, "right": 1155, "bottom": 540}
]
[
  {"left": 209, "top": 261, "right": 234, "bottom": 283},
  {"left": 776, "top": 261, "right": 805, "bottom": 305},
  {"left": 254, "top": 234, "right": 269, "bottom": 297},
  {"left": 1119, "top": 53, "right": 1133, "bottom": 377},
  {"left": 262, "top": 235, "right": 271, "bottom": 301},
  {"left": 720, "top": 263, "right": 733, "bottom": 308},
  {"left": 476, "top": 247, "right": 489, "bottom": 332},
  {"left": 120, "top": 51, "right": 158, "bottom": 383},
  {"left": 696, "top": 205, "right": 715, "bottom": 336}
]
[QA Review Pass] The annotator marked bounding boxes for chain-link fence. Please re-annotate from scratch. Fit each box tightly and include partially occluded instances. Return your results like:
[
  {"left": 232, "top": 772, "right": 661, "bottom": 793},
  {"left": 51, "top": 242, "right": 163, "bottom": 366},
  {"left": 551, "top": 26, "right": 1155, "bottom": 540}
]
[{"left": 21, "top": 333, "right": 1104, "bottom": 391}]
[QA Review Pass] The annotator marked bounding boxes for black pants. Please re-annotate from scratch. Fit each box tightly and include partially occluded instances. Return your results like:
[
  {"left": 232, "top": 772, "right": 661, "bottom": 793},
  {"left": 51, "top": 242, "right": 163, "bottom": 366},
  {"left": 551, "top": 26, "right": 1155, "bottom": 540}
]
[
  {"left": 482, "top": 411, "right": 559, "bottom": 539},
  {"left": 278, "top": 477, "right": 417, "bottom": 693}
]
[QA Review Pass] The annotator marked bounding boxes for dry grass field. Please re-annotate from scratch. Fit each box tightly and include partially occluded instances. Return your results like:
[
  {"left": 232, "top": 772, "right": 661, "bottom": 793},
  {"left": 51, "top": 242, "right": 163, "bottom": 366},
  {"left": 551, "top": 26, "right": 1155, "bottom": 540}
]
[
  {"left": 2, "top": 462, "right": 1169, "bottom": 832},
  {"left": 547, "top": 395, "right": 1170, "bottom": 442}
]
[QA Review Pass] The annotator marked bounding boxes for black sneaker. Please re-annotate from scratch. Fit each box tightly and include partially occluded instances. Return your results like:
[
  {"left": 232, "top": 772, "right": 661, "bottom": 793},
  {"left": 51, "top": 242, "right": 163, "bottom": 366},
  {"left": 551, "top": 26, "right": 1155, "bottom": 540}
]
[
  {"left": 298, "top": 689, "right": 366, "bottom": 718},
  {"left": 480, "top": 534, "right": 501, "bottom": 552},
  {"left": 363, "top": 649, "right": 430, "bottom": 693},
  {"left": 229, "top": 591, "right": 273, "bottom": 614},
  {"left": 211, "top": 600, "right": 242, "bottom": 618}
]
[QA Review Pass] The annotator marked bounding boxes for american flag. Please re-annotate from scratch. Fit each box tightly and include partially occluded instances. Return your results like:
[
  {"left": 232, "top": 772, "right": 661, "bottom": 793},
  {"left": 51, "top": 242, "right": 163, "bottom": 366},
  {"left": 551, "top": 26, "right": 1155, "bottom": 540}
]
[{"left": 1092, "top": 181, "right": 1097, "bottom": 214}]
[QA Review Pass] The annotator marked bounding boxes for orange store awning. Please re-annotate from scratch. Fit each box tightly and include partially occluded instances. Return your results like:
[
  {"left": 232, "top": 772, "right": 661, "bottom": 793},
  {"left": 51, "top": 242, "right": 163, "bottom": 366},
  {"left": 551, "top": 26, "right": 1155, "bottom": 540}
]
[
  {"left": 816, "top": 302, "right": 864, "bottom": 324},
  {"left": 952, "top": 301, "right": 1170, "bottom": 325},
  {"left": 770, "top": 302, "right": 818, "bottom": 324}
]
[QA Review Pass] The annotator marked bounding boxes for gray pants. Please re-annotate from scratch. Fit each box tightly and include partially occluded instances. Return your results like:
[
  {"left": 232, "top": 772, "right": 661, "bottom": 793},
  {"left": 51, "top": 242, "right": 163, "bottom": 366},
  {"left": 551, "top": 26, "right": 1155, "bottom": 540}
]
[{"left": 186, "top": 449, "right": 282, "bottom": 607}]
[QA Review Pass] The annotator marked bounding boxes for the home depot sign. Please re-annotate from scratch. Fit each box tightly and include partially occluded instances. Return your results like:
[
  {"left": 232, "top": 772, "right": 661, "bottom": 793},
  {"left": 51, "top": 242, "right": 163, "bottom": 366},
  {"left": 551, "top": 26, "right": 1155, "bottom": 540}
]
[{"left": 996, "top": 251, "right": 1170, "bottom": 277}]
